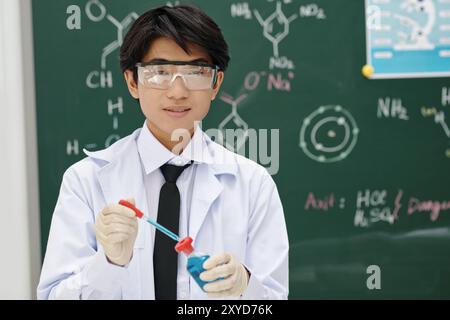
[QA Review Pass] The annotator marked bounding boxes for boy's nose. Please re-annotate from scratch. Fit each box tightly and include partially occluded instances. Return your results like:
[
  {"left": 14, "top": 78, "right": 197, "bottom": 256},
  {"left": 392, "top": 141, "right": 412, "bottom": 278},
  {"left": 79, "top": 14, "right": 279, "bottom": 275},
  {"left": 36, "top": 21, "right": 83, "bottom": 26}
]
[{"left": 166, "top": 75, "right": 189, "bottom": 99}]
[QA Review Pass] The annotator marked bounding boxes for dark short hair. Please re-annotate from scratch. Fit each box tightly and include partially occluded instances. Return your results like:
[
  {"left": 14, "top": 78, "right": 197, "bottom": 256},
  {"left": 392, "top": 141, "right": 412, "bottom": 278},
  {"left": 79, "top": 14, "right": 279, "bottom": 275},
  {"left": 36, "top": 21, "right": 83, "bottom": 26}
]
[{"left": 120, "top": 5, "right": 230, "bottom": 82}]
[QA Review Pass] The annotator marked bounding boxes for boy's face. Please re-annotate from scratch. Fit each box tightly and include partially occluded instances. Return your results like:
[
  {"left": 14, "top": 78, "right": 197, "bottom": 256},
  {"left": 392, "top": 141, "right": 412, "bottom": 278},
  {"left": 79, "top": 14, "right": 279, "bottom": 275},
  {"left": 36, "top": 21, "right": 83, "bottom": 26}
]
[{"left": 124, "top": 37, "right": 224, "bottom": 139}]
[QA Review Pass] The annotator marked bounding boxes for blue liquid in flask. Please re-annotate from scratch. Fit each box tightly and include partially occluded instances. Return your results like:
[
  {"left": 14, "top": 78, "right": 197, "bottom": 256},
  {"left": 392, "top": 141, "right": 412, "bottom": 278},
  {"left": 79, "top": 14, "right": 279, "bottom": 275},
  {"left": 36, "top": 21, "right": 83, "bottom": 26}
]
[
  {"left": 176, "top": 237, "right": 223, "bottom": 291},
  {"left": 187, "top": 253, "right": 211, "bottom": 290}
]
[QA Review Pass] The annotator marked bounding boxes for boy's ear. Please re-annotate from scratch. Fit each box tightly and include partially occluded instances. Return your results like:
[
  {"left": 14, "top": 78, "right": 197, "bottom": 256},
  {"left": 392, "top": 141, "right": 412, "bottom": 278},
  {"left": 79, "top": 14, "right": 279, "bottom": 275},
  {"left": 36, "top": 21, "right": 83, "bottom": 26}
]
[
  {"left": 124, "top": 70, "right": 139, "bottom": 99},
  {"left": 211, "top": 71, "right": 224, "bottom": 101}
]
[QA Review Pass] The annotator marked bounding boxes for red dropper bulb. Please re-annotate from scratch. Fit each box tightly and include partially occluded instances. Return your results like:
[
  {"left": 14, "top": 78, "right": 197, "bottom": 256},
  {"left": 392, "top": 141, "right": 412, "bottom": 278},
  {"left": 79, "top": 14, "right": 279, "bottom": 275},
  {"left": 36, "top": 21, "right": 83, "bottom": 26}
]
[{"left": 119, "top": 200, "right": 143, "bottom": 218}]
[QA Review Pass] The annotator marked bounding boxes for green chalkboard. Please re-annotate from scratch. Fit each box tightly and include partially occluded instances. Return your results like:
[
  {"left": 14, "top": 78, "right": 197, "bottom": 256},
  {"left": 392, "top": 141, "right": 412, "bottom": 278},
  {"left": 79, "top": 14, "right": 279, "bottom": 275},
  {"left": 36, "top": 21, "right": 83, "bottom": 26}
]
[{"left": 33, "top": 0, "right": 450, "bottom": 299}]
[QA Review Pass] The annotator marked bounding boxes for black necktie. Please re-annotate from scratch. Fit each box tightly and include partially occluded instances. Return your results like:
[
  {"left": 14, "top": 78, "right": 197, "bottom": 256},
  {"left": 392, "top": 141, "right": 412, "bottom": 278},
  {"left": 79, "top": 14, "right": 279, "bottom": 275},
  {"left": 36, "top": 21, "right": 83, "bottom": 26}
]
[{"left": 153, "top": 162, "right": 192, "bottom": 300}]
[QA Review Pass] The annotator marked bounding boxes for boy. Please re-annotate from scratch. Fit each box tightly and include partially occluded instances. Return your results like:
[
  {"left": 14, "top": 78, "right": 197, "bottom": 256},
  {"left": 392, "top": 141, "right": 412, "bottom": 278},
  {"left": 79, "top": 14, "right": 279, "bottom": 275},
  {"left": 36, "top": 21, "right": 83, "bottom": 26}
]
[{"left": 37, "top": 5, "right": 288, "bottom": 300}]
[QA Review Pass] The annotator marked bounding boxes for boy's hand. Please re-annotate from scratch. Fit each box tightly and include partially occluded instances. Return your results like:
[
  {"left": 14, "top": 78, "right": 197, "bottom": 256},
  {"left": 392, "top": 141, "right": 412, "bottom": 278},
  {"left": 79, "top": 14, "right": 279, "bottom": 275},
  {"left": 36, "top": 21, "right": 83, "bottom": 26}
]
[
  {"left": 200, "top": 253, "right": 250, "bottom": 297},
  {"left": 94, "top": 198, "right": 138, "bottom": 266}
]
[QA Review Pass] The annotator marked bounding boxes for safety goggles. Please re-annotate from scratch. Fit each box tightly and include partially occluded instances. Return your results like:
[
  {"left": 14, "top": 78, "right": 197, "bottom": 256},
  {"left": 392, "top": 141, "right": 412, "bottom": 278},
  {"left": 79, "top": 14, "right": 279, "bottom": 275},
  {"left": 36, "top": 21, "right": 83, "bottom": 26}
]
[{"left": 136, "top": 60, "right": 219, "bottom": 90}]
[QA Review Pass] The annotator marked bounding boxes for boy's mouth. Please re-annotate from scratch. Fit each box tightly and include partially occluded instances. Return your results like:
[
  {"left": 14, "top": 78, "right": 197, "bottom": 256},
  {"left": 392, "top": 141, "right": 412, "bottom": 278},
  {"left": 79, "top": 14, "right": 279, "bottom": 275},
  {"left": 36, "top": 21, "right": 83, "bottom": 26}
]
[
  {"left": 163, "top": 107, "right": 192, "bottom": 117},
  {"left": 163, "top": 106, "right": 191, "bottom": 112}
]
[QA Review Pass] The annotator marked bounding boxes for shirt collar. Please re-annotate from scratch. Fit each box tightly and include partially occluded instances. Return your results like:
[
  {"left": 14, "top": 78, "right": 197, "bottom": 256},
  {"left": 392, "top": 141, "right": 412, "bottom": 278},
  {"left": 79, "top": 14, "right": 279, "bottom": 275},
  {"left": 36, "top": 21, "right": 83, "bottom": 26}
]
[{"left": 137, "top": 120, "right": 213, "bottom": 175}]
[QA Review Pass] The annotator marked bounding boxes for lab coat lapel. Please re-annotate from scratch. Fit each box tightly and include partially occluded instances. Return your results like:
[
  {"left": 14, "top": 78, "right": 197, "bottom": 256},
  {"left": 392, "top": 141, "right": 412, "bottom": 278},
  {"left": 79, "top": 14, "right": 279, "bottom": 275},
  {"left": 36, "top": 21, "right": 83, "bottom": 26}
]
[
  {"left": 188, "top": 134, "right": 239, "bottom": 244},
  {"left": 96, "top": 140, "right": 148, "bottom": 249},
  {"left": 189, "top": 163, "right": 223, "bottom": 244}
]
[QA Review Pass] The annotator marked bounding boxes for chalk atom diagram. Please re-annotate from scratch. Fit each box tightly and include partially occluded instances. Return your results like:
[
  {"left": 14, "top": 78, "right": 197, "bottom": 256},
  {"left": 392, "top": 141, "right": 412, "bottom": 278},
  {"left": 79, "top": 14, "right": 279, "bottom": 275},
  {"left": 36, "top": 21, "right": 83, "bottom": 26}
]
[{"left": 299, "top": 106, "right": 359, "bottom": 163}]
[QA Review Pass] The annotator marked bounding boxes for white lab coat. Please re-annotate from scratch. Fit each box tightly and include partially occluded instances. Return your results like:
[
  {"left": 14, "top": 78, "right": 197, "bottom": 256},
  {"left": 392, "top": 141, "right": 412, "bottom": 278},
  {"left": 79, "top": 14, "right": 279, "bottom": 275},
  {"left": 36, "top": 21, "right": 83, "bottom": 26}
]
[{"left": 37, "top": 126, "right": 289, "bottom": 300}]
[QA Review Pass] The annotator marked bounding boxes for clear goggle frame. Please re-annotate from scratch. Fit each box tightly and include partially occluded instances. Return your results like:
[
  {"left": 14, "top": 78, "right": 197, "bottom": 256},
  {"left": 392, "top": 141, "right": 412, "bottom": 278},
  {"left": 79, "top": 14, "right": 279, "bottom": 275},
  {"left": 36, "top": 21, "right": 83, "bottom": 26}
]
[{"left": 136, "top": 60, "right": 219, "bottom": 91}]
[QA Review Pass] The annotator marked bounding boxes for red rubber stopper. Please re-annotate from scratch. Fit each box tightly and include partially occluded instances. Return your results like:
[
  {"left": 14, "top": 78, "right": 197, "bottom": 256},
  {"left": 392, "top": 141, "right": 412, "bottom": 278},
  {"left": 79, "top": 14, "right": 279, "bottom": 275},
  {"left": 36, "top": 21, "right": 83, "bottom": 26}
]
[{"left": 175, "top": 236, "right": 194, "bottom": 255}]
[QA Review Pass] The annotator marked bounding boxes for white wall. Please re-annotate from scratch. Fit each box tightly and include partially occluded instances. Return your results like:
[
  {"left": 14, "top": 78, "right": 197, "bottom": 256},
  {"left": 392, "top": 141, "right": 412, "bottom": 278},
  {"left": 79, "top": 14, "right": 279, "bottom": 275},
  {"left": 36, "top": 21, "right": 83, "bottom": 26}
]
[{"left": 0, "top": 0, "right": 41, "bottom": 299}]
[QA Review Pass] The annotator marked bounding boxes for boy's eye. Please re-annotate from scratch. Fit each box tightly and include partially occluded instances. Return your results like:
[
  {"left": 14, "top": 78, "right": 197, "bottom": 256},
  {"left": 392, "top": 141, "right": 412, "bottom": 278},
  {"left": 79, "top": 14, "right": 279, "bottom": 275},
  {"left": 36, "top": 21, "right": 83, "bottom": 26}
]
[
  {"left": 188, "top": 68, "right": 206, "bottom": 75},
  {"left": 156, "top": 69, "right": 170, "bottom": 75}
]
